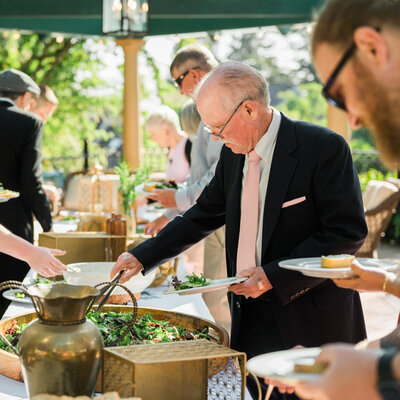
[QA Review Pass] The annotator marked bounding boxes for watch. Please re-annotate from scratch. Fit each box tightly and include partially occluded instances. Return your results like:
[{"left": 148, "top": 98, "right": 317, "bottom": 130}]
[{"left": 377, "top": 348, "right": 400, "bottom": 400}]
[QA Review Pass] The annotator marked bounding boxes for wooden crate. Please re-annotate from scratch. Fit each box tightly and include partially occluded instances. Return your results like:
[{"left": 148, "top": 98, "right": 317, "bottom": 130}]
[
  {"left": 38, "top": 232, "right": 126, "bottom": 264},
  {"left": 103, "top": 340, "right": 246, "bottom": 400}
]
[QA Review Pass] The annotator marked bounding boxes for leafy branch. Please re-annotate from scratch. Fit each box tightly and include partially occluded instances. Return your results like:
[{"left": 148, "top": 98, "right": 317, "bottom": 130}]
[{"left": 114, "top": 160, "right": 150, "bottom": 214}]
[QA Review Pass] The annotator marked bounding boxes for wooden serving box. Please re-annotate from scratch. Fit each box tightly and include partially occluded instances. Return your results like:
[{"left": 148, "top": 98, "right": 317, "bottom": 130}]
[
  {"left": 38, "top": 232, "right": 126, "bottom": 264},
  {"left": 103, "top": 340, "right": 246, "bottom": 400},
  {"left": 0, "top": 305, "right": 229, "bottom": 390}
]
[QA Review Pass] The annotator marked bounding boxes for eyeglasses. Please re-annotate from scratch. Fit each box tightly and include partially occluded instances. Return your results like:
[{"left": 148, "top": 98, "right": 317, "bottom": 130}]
[
  {"left": 322, "top": 27, "right": 381, "bottom": 111},
  {"left": 322, "top": 42, "right": 356, "bottom": 111},
  {"left": 173, "top": 66, "right": 200, "bottom": 89},
  {"left": 205, "top": 100, "right": 245, "bottom": 138}
]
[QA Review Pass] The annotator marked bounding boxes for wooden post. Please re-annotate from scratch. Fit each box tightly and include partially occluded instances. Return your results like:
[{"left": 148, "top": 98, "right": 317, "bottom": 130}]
[
  {"left": 327, "top": 103, "right": 351, "bottom": 144},
  {"left": 116, "top": 38, "right": 145, "bottom": 170}
]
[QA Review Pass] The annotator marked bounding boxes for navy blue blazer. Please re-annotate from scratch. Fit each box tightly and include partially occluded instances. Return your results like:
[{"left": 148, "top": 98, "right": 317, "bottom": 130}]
[{"left": 131, "top": 113, "right": 367, "bottom": 355}]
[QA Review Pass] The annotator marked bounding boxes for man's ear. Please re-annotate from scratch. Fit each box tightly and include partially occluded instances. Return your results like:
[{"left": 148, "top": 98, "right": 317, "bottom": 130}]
[
  {"left": 243, "top": 101, "right": 257, "bottom": 119},
  {"left": 191, "top": 68, "right": 202, "bottom": 83},
  {"left": 353, "top": 26, "right": 388, "bottom": 67}
]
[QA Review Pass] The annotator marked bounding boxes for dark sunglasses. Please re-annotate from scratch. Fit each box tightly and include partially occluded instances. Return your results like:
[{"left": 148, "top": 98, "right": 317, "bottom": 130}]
[{"left": 173, "top": 66, "right": 200, "bottom": 89}]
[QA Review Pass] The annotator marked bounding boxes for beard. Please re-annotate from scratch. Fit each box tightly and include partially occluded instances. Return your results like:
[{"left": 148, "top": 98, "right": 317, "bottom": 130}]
[{"left": 353, "top": 58, "right": 400, "bottom": 170}]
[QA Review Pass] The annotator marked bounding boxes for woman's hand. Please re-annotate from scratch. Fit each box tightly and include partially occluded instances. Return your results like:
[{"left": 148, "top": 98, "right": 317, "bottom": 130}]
[
  {"left": 147, "top": 188, "right": 177, "bottom": 208},
  {"left": 333, "top": 260, "right": 390, "bottom": 292},
  {"left": 25, "top": 247, "right": 66, "bottom": 277},
  {"left": 144, "top": 215, "right": 169, "bottom": 236}
]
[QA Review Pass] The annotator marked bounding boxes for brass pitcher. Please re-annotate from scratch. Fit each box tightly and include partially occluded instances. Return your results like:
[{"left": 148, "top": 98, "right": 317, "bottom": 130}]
[{"left": 17, "top": 282, "right": 103, "bottom": 398}]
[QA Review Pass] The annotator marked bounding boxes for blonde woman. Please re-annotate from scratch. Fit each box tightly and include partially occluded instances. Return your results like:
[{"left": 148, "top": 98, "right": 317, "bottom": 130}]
[{"left": 145, "top": 105, "right": 191, "bottom": 184}]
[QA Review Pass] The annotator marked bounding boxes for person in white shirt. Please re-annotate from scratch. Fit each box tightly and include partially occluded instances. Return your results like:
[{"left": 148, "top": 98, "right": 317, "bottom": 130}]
[
  {"left": 111, "top": 62, "right": 367, "bottom": 399},
  {"left": 145, "top": 105, "right": 191, "bottom": 184},
  {"left": 145, "top": 45, "right": 230, "bottom": 332}
]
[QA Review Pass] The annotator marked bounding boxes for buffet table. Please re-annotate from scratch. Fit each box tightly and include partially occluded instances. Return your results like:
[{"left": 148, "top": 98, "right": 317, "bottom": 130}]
[{"left": 0, "top": 260, "right": 219, "bottom": 400}]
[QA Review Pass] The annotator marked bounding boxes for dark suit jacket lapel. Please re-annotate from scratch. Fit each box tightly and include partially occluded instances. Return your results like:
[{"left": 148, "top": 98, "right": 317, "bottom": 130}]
[
  {"left": 261, "top": 114, "right": 298, "bottom": 260},
  {"left": 226, "top": 153, "right": 245, "bottom": 276}
]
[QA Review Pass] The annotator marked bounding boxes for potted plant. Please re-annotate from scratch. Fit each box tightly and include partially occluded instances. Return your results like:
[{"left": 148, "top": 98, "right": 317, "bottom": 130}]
[{"left": 114, "top": 160, "right": 149, "bottom": 236}]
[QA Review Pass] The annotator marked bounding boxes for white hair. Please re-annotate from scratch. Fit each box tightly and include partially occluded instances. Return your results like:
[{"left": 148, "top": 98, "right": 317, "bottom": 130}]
[
  {"left": 193, "top": 62, "right": 270, "bottom": 111},
  {"left": 180, "top": 99, "right": 201, "bottom": 139},
  {"left": 145, "top": 105, "right": 182, "bottom": 135}
]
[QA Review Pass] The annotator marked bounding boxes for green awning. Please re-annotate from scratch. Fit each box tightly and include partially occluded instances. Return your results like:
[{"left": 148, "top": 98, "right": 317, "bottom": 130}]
[{"left": 0, "top": 0, "right": 322, "bottom": 37}]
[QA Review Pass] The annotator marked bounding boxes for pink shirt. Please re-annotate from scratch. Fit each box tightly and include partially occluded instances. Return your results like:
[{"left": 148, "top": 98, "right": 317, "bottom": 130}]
[{"left": 165, "top": 137, "right": 190, "bottom": 183}]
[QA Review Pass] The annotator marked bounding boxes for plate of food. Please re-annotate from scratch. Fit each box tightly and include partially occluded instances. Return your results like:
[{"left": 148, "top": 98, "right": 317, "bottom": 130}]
[
  {"left": 2, "top": 289, "right": 32, "bottom": 304},
  {"left": 0, "top": 183, "right": 19, "bottom": 203},
  {"left": 164, "top": 272, "right": 248, "bottom": 295},
  {"left": 247, "top": 347, "right": 323, "bottom": 385},
  {"left": 279, "top": 255, "right": 398, "bottom": 279},
  {"left": 136, "top": 180, "right": 178, "bottom": 195},
  {"left": 2, "top": 277, "right": 53, "bottom": 304}
]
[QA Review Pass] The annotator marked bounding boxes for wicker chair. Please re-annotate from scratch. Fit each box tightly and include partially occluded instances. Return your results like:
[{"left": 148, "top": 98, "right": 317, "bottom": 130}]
[{"left": 356, "top": 179, "right": 400, "bottom": 258}]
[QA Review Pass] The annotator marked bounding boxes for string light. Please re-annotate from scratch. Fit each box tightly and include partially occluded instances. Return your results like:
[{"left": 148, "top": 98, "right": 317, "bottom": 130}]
[
  {"left": 127, "top": 0, "right": 137, "bottom": 11},
  {"left": 112, "top": 0, "right": 122, "bottom": 12},
  {"left": 103, "top": 0, "right": 149, "bottom": 36}
]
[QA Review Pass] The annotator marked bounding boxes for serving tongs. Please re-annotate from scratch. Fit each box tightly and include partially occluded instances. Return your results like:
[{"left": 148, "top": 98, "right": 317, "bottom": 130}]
[
  {"left": 0, "top": 330, "right": 19, "bottom": 356},
  {"left": 93, "top": 269, "right": 125, "bottom": 313}
]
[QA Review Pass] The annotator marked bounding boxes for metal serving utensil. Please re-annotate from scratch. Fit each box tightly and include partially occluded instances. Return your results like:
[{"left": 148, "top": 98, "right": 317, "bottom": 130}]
[
  {"left": 94, "top": 270, "right": 125, "bottom": 313},
  {"left": 0, "top": 330, "right": 20, "bottom": 356}
]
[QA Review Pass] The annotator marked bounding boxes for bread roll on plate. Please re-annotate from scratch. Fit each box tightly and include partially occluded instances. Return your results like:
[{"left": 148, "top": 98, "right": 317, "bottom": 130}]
[{"left": 321, "top": 254, "right": 355, "bottom": 268}]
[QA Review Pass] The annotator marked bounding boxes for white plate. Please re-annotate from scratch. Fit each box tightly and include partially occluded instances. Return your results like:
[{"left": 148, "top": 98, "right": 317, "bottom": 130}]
[
  {"left": 135, "top": 182, "right": 181, "bottom": 196},
  {"left": 0, "top": 190, "right": 19, "bottom": 203},
  {"left": 2, "top": 289, "right": 32, "bottom": 304},
  {"left": 135, "top": 182, "right": 158, "bottom": 196},
  {"left": 278, "top": 257, "right": 398, "bottom": 279},
  {"left": 247, "top": 347, "right": 322, "bottom": 385},
  {"left": 164, "top": 276, "right": 248, "bottom": 296}
]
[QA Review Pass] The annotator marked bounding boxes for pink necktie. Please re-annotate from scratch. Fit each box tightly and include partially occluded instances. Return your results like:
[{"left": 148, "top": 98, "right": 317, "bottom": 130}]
[{"left": 236, "top": 149, "right": 261, "bottom": 273}]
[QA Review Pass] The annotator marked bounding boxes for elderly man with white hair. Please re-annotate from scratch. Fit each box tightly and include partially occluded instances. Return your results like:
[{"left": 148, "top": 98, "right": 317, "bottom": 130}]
[{"left": 111, "top": 62, "right": 368, "bottom": 399}]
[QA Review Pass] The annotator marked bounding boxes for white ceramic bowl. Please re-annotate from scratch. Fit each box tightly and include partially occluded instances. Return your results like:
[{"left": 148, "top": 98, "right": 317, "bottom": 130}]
[{"left": 63, "top": 262, "right": 156, "bottom": 295}]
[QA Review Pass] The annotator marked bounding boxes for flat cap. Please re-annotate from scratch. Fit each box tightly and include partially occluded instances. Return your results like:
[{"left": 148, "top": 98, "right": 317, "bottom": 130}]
[{"left": 0, "top": 68, "right": 40, "bottom": 96}]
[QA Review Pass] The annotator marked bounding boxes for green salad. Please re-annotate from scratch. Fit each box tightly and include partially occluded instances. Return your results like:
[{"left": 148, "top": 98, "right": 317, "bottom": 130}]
[
  {"left": 156, "top": 180, "right": 178, "bottom": 189},
  {"left": 0, "top": 320, "right": 27, "bottom": 352},
  {"left": 0, "top": 311, "right": 214, "bottom": 353},
  {"left": 172, "top": 273, "right": 211, "bottom": 291}
]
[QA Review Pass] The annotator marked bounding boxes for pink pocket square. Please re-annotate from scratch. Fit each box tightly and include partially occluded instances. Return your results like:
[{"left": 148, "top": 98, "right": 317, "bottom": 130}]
[{"left": 282, "top": 196, "right": 306, "bottom": 208}]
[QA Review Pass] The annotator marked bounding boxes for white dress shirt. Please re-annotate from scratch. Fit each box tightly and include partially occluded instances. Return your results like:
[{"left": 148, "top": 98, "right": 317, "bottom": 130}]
[
  {"left": 241, "top": 107, "right": 281, "bottom": 266},
  {"left": 0, "top": 97, "right": 15, "bottom": 106}
]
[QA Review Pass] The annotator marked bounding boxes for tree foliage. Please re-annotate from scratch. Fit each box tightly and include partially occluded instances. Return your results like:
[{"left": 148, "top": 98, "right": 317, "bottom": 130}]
[
  {"left": 225, "top": 25, "right": 317, "bottom": 85},
  {"left": 277, "top": 82, "right": 327, "bottom": 126},
  {"left": 0, "top": 31, "right": 122, "bottom": 172}
]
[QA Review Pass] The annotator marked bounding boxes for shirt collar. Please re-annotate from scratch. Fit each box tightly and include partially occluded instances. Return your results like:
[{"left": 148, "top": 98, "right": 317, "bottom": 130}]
[
  {"left": 254, "top": 107, "right": 281, "bottom": 161},
  {"left": 0, "top": 97, "right": 16, "bottom": 107}
]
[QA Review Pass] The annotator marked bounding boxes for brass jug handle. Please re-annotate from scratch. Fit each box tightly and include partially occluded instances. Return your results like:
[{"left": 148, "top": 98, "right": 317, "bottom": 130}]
[
  {"left": 0, "top": 280, "right": 29, "bottom": 294},
  {"left": 92, "top": 281, "right": 138, "bottom": 346},
  {"left": 0, "top": 280, "right": 40, "bottom": 319}
]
